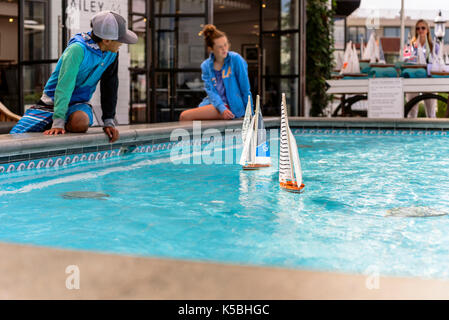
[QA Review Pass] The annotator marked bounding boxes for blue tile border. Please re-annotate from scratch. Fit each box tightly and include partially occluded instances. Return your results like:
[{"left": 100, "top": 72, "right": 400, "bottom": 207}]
[
  {"left": 0, "top": 150, "right": 122, "bottom": 174},
  {"left": 1, "top": 127, "right": 449, "bottom": 174},
  {"left": 294, "top": 128, "right": 449, "bottom": 136},
  {"left": 0, "top": 137, "right": 222, "bottom": 174}
]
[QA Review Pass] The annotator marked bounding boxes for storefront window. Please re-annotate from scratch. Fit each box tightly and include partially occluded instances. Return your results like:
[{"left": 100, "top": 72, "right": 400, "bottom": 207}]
[
  {"left": 384, "top": 26, "right": 411, "bottom": 39},
  {"left": 155, "top": 0, "right": 205, "bottom": 15},
  {"left": 23, "top": 63, "right": 55, "bottom": 108},
  {"left": 0, "top": 0, "right": 19, "bottom": 114},
  {"left": 176, "top": 72, "right": 204, "bottom": 118},
  {"left": 131, "top": 0, "right": 146, "bottom": 14},
  {"left": 281, "top": 33, "right": 298, "bottom": 75},
  {"left": 262, "top": 0, "right": 301, "bottom": 116},
  {"left": 347, "top": 26, "right": 366, "bottom": 44},
  {"left": 178, "top": 18, "right": 205, "bottom": 69},
  {"left": 129, "top": 17, "right": 146, "bottom": 69},
  {"left": 263, "top": 0, "right": 299, "bottom": 31},
  {"left": 130, "top": 72, "right": 147, "bottom": 123},
  {"left": 281, "top": 0, "right": 298, "bottom": 30},
  {"left": 333, "top": 17, "right": 345, "bottom": 50},
  {"left": 155, "top": 72, "right": 170, "bottom": 121},
  {"left": 24, "top": 0, "right": 47, "bottom": 61},
  {"left": 155, "top": 18, "right": 175, "bottom": 68}
]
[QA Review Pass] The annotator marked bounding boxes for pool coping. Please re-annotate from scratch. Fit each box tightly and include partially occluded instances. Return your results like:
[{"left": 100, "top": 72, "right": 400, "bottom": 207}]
[
  {"left": 2, "top": 117, "right": 449, "bottom": 158},
  {"left": 4, "top": 117, "right": 449, "bottom": 155},
  {"left": 3, "top": 117, "right": 449, "bottom": 299},
  {"left": 2, "top": 241, "right": 449, "bottom": 299},
  {"left": 3, "top": 116, "right": 449, "bottom": 174}
]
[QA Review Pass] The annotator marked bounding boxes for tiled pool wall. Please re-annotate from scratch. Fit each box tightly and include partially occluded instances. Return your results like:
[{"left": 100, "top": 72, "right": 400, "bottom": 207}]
[
  {"left": 0, "top": 136, "right": 224, "bottom": 174},
  {"left": 293, "top": 127, "right": 449, "bottom": 136},
  {"left": 3, "top": 119, "right": 449, "bottom": 174}
]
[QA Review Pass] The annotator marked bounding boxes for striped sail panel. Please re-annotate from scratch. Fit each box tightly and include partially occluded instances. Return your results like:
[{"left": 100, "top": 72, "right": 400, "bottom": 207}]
[
  {"left": 241, "top": 96, "right": 252, "bottom": 144},
  {"left": 239, "top": 116, "right": 256, "bottom": 166},
  {"left": 255, "top": 110, "right": 271, "bottom": 164},
  {"left": 279, "top": 98, "right": 293, "bottom": 183},
  {"left": 288, "top": 127, "right": 303, "bottom": 185}
]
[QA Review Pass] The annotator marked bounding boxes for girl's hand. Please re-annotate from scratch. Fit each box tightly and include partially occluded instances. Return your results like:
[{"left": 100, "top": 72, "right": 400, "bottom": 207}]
[{"left": 222, "top": 109, "right": 235, "bottom": 120}]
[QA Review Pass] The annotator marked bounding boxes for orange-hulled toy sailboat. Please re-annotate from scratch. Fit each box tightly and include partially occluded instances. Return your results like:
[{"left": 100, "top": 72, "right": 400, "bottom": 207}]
[{"left": 279, "top": 93, "right": 305, "bottom": 193}]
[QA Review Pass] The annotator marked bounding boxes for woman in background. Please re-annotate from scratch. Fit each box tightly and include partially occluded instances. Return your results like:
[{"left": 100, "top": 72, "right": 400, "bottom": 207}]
[
  {"left": 179, "top": 24, "right": 252, "bottom": 121},
  {"left": 406, "top": 19, "right": 439, "bottom": 118}
]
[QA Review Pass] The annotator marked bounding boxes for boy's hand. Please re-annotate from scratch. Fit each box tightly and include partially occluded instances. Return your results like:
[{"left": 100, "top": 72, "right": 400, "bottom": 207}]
[
  {"left": 103, "top": 126, "right": 119, "bottom": 143},
  {"left": 44, "top": 128, "right": 66, "bottom": 135}
]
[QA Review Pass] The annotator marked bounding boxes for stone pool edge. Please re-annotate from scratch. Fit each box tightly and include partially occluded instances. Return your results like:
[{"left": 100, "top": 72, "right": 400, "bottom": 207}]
[
  {"left": 3, "top": 117, "right": 449, "bottom": 174},
  {"left": 1, "top": 241, "right": 449, "bottom": 299},
  {"left": 4, "top": 117, "right": 449, "bottom": 157}
]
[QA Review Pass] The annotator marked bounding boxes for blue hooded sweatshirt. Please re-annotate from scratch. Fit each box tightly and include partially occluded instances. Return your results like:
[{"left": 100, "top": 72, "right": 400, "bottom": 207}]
[
  {"left": 199, "top": 51, "right": 253, "bottom": 118},
  {"left": 42, "top": 32, "right": 118, "bottom": 128}
]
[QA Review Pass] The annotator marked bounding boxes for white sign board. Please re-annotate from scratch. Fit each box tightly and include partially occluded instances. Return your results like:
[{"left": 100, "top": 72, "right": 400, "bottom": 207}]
[{"left": 368, "top": 78, "right": 404, "bottom": 118}]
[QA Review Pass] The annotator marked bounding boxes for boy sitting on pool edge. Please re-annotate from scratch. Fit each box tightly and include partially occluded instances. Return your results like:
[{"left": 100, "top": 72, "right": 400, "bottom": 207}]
[{"left": 10, "top": 11, "right": 138, "bottom": 143}]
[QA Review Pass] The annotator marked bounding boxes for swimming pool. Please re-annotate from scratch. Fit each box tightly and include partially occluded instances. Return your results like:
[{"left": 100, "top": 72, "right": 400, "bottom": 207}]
[{"left": 1, "top": 128, "right": 449, "bottom": 279}]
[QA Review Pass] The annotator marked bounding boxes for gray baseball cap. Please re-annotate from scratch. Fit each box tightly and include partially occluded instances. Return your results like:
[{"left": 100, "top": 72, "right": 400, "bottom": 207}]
[{"left": 91, "top": 11, "right": 138, "bottom": 44}]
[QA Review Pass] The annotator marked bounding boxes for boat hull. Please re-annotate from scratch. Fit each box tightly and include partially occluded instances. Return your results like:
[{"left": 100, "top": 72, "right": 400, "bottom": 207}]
[
  {"left": 280, "top": 182, "right": 305, "bottom": 193},
  {"left": 242, "top": 164, "right": 271, "bottom": 170}
]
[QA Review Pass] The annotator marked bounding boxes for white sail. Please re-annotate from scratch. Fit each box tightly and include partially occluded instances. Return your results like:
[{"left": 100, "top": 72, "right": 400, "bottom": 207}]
[
  {"left": 279, "top": 93, "right": 303, "bottom": 190},
  {"left": 279, "top": 94, "right": 293, "bottom": 183},
  {"left": 254, "top": 102, "right": 271, "bottom": 165},
  {"left": 239, "top": 115, "right": 256, "bottom": 166},
  {"left": 288, "top": 127, "right": 303, "bottom": 186},
  {"left": 240, "top": 95, "right": 270, "bottom": 167},
  {"left": 241, "top": 95, "right": 252, "bottom": 144},
  {"left": 250, "top": 96, "right": 260, "bottom": 164},
  {"left": 352, "top": 44, "right": 360, "bottom": 73},
  {"left": 360, "top": 35, "right": 364, "bottom": 59}
]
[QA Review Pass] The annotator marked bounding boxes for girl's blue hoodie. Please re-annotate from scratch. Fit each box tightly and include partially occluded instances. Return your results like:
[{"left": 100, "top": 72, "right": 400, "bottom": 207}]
[{"left": 199, "top": 51, "right": 253, "bottom": 118}]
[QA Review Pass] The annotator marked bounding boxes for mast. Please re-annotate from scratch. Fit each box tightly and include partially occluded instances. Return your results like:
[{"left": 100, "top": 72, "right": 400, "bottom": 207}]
[{"left": 251, "top": 95, "right": 260, "bottom": 164}]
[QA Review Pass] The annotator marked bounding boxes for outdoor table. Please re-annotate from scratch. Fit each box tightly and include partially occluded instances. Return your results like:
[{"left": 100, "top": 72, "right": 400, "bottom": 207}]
[{"left": 326, "top": 78, "right": 449, "bottom": 117}]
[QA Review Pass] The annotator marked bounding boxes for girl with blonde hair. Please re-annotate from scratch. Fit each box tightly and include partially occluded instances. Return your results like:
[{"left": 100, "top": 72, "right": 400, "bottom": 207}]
[{"left": 406, "top": 19, "right": 440, "bottom": 118}]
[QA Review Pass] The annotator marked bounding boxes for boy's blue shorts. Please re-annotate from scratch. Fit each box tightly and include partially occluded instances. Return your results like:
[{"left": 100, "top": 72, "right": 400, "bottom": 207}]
[{"left": 10, "top": 103, "right": 94, "bottom": 134}]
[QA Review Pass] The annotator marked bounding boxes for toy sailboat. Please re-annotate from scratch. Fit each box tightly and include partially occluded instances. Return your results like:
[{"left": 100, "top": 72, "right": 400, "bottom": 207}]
[
  {"left": 241, "top": 95, "right": 252, "bottom": 147},
  {"left": 240, "top": 95, "right": 271, "bottom": 170},
  {"left": 279, "top": 93, "right": 305, "bottom": 193}
]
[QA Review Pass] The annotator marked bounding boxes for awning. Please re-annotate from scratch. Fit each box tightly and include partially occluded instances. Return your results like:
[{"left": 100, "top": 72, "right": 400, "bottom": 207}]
[{"left": 334, "top": 0, "right": 361, "bottom": 17}]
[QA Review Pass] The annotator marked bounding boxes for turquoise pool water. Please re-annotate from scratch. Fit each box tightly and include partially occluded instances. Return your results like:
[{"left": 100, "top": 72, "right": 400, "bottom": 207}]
[{"left": 2, "top": 130, "right": 449, "bottom": 279}]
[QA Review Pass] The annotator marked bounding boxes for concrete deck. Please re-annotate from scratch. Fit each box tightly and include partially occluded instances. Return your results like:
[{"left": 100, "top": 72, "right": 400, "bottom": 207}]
[
  {"left": 2, "top": 242, "right": 449, "bottom": 300},
  {"left": 2, "top": 118, "right": 449, "bottom": 299}
]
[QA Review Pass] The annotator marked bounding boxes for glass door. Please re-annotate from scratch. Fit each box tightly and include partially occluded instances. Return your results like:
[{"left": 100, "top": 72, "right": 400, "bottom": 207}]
[
  {"left": 129, "top": 0, "right": 150, "bottom": 123},
  {"left": 19, "top": 0, "right": 67, "bottom": 114},
  {"left": 0, "top": 0, "right": 19, "bottom": 114},
  {"left": 152, "top": 0, "right": 210, "bottom": 122},
  {"left": 260, "top": 0, "right": 304, "bottom": 116}
]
